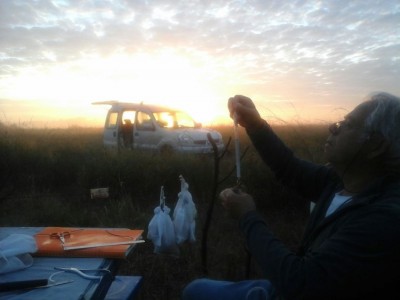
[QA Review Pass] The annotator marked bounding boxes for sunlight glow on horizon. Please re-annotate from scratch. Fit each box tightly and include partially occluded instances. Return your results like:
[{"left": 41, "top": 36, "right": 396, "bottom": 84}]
[
  {"left": 0, "top": 48, "right": 354, "bottom": 129},
  {"left": 1, "top": 51, "right": 234, "bottom": 127}
]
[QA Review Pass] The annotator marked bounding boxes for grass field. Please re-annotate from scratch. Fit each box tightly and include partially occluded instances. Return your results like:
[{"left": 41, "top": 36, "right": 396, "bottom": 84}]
[{"left": 0, "top": 122, "right": 328, "bottom": 299}]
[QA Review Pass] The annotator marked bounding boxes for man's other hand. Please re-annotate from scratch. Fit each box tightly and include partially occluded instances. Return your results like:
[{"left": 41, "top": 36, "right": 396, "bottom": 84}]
[{"left": 220, "top": 188, "right": 256, "bottom": 220}]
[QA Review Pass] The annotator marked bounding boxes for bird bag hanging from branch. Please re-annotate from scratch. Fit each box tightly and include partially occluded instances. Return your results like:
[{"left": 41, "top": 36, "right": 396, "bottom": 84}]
[
  {"left": 147, "top": 186, "right": 179, "bottom": 255},
  {"left": 173, "top": 175, "right": 197, "bottom": 245}
]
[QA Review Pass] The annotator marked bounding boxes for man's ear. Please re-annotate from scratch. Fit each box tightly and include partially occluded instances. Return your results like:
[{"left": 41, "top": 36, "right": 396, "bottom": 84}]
[{"left": 366, "top": 133, "right": 390, "bottom": 160}]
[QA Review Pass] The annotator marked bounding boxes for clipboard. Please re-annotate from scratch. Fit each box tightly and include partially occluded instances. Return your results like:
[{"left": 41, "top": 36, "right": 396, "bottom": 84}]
[{"left": 34, "top": 227, "right": 143, "bottom": 259}]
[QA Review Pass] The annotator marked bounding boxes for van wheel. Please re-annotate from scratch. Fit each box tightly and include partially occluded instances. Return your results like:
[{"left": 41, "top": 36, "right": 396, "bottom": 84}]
[{"left": 160, "top": 145, "right": 174, "bottom": 156}]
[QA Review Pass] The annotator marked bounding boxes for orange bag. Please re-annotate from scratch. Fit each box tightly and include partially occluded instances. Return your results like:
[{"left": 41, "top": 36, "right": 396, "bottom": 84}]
[{"left": 34, "top": 227, "right": 143, "bottom": 259}]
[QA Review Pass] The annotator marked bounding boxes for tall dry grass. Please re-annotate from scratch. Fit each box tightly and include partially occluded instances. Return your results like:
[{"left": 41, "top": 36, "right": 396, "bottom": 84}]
[{"left": 0, "top": 122, "right": 328, "bottom": 299}]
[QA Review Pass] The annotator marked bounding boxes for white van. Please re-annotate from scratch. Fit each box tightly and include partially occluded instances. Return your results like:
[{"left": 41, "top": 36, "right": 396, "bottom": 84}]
[{"left": 93, "top": 101, "right": 225, "bottom": 154}]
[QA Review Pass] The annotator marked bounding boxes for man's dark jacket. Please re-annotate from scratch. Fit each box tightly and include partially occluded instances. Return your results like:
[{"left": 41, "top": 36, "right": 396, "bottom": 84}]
[{"left": 239, "top": 122, "right": 400, "bottom": 299}]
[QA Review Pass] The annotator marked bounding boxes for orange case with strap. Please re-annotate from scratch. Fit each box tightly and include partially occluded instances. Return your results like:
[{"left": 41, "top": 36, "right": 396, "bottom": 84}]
[{"left": 34, "top": 227, "right": 143, "bottom": 259}]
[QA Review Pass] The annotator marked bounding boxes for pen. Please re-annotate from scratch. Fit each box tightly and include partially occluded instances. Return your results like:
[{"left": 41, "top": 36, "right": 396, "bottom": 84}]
[{"left": 0, "top": 279, "right": 48, "bottom": 292}]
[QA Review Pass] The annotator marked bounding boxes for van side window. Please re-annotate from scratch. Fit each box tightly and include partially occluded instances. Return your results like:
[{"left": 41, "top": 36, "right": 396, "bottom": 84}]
[
  {"left": 106, "top": 112, "right": 118, "bottom": 128},
  {"left": 154, "top": 112, "right": 174, "bottom": 128},
  {"left": 136, "top": 111, "right": 154, "bottom": 131}
]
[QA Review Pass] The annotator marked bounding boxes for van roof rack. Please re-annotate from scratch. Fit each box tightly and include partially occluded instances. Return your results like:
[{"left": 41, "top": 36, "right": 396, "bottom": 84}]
[{"left": 92, "top": 101, "right": 181, "bottom": 113}]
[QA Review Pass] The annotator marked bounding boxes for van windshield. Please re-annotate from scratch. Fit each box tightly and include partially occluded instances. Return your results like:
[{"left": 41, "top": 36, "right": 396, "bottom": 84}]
[{"left": 153, "top": 111, "right": 196, "bottom": 128}]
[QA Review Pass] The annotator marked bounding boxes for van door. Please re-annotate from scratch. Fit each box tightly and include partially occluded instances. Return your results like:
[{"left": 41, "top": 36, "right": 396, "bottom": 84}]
[
  {"left": 134, "top": 111, "right": 162, "bottom": 151},
  {"left": 104, "top": 111, "right": 119, "bottom": 148}
]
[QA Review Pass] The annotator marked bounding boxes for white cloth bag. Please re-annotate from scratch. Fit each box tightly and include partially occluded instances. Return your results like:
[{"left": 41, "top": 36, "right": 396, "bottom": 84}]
[
  {"left": 173, "top": 176, "right": 197, "bottom": 244},
  {"left": 0, "top": 234, "right": 38, "bottom": 274},
  {"left": 147, "top": 186, "right": 179, "bottom": 255}
]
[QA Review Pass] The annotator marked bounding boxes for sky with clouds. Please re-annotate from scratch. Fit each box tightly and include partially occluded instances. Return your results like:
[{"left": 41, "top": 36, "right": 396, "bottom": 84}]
[{"left": 0, "top": 0, "right": 399, "bottom": 127}]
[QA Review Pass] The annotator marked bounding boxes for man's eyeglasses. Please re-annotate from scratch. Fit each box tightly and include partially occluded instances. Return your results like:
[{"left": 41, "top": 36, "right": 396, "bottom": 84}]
[
  {"left": 329, "top": 121, "right": 346, "bottom": 135},
  {"left": 329, "top": 119, "right": 367, "bottom": 136}
]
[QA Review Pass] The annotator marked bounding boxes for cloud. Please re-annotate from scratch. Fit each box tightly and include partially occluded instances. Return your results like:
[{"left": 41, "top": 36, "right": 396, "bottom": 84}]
[{"left": 0, "top": 0, "right": 399, "bottom": 124}]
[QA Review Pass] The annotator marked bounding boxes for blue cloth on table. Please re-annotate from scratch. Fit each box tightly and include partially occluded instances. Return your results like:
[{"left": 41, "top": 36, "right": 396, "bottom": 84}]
[{"left": 0, "top": 257, "right": 114, "bottom": 300}]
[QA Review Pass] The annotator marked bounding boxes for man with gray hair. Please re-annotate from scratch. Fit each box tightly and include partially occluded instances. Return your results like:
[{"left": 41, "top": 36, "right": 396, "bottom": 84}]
[{"left": 183, "top": 92, "right": 400, "bottom": 299}]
